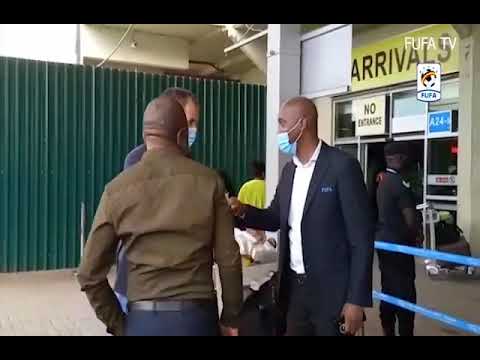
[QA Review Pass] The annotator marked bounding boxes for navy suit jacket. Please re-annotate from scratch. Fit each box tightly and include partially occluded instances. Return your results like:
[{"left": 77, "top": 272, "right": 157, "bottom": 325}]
[{"left": 243, "top": 142, "right": 374, "bottom": 319}]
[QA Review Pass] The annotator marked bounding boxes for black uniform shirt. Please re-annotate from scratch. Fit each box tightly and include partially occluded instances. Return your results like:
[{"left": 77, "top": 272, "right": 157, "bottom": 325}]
[{"left": 375, "top": 169, "right": 416, "bottom": 245}]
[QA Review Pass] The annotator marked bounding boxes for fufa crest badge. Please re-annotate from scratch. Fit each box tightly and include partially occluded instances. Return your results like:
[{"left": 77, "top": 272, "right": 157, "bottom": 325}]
[{"left": 417, "top": 63, "right": 441, "bottom": 102}]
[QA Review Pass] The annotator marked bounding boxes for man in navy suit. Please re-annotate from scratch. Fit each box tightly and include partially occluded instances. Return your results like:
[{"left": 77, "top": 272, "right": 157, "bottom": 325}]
[{"left": 229, "top": 97, "right": 374, "bottom": 336}]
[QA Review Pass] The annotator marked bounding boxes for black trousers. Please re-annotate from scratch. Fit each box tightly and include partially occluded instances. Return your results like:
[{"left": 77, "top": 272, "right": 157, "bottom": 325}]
[
  {"left": 285, "top": 271, "right": 342, "bottom": 336},
  {"left": 377, "top": 250, "right": 416, "bottom": 336}
]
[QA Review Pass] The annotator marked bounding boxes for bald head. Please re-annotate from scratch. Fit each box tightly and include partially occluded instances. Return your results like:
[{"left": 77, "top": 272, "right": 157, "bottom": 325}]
[
  {"left": 283, "top": 97, "right": 317, "bottom": 127},
  {"left": 278, "top": 96, "right": 318, "bottom": 136},
  {"left": 143, "top": 95, "right": 188, "bottom": 150}
]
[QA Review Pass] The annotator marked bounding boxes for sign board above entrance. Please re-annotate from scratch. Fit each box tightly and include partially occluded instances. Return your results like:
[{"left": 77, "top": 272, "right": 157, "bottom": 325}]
[
  {"left": 353, "top": 95, "right": 387, "bottom": 136},
  {"left": 351, "top": 24, "right": 459, "bottom": 92}
]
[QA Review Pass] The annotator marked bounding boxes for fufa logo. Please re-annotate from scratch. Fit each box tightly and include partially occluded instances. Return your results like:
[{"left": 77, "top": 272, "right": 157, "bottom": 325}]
[
  {"left": 421, "top": 69, "right": 437, "bottom": 87},
  {"left": 417, "top": 63, "right": 441, "bottom": 102}
]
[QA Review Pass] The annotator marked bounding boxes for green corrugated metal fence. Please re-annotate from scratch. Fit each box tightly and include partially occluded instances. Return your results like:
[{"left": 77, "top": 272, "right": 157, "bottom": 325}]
[{"left": 0, "top": 56, "right": 266, "bottom": 272}]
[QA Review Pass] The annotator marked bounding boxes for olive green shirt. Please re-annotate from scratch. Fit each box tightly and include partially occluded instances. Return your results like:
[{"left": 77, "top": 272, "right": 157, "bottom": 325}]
[{"left": 77, "top": 149, "right": 242, "bottom": 336}]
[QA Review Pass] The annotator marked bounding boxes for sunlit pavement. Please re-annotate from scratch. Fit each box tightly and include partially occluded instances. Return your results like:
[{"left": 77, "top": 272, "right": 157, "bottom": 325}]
[{"left": 0, "top": 258, "right": 478, "bottom": 336}]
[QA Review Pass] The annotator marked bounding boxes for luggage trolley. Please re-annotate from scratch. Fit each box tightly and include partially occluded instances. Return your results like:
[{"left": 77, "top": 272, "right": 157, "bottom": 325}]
[{"left": 419, "top": 203, "right": 476, "bottom": 277}]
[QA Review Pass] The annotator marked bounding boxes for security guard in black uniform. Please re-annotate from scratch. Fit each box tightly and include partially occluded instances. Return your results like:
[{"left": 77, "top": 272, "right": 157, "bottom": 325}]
[{"left": 375, "top": 142, "right": 422, "bottom": 336}]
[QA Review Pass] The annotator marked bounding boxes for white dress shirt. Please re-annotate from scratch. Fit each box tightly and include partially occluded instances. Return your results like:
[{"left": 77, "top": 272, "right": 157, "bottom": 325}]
[{"left": 288, "top": 142, "right": 322, "bottom": 274}]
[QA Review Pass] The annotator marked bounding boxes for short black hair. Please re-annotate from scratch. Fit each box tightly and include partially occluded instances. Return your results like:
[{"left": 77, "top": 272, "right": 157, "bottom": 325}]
[
  {"left": 162, "top": 87, "right": 198, "bottom": 106},
  {"left": 251, "top": 160, "right": 265, "bottom": 178},
  {"left": 384, "top": 141, "right": 409, "bottom": 157}
]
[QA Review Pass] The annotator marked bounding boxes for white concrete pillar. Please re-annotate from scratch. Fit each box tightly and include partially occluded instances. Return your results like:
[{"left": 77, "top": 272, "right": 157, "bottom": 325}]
[
  {"left": 265, "top": 24, "right": 301, "bottom": 204},
  {"left": 313, "top": 96, "right": 333, "bottom": 145},
  {"left": 457, "top": 24, "right": 480, "bottom": 256}
]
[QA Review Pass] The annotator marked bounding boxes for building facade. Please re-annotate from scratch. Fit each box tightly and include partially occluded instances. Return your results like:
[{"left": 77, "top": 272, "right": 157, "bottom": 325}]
[{"left": 267, "top": 24, "right": 480, "bottom": 255}]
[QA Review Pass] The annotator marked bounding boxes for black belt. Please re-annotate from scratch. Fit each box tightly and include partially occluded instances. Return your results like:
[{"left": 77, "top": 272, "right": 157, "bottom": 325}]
[{"left": 128, "top": 299, "right": 216, "bottom": 312}]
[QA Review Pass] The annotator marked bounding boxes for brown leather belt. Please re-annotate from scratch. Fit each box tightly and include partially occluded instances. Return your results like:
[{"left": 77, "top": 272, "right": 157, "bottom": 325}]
[{"left": 128, "top": 299, "right": 216, "bottom": 312}]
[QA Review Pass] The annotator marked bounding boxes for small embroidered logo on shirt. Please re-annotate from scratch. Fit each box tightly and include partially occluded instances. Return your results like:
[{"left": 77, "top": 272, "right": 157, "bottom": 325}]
[{"left": 321, "top": 186, "right": 334, "bottom": 193}]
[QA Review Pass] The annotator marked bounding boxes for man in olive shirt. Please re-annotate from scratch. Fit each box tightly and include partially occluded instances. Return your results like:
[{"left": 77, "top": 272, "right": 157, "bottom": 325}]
[
  {"left": 78, "top": 95, "right": 242, "bottom": 336},
  {"left": 115, "top": 88, "right": 200, "bottom": 313}
]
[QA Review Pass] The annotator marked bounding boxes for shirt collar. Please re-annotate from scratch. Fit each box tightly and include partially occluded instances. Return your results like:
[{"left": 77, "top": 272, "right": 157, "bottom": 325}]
[
  {"left": 293, "top": 141, "right": 322, "bottom": 168},
  {"left": 143, "top": 147, "right": 185, "bottom": 161}
]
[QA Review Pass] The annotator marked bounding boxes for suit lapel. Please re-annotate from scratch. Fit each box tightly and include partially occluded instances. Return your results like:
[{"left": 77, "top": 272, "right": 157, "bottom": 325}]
[
  {"left": 303, "top": 142, "right": 331, "bottom": 217},
  {"left": 281, "top": 161, "right": 296, "bottom": 223},
  {"left": 279, "top": 161, "right": 295, "bottom": 269}
]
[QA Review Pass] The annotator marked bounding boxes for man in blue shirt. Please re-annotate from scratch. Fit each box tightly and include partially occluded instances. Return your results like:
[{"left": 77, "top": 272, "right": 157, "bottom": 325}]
[{"left": 114, "top": 88, "right": 200, "bottom": 312}]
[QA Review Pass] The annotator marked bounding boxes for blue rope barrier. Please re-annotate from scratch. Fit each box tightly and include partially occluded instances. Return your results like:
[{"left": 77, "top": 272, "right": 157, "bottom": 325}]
[
  {"left": 373, "top": 291, "right": 480, "bottom": 335},
  {"left": 375, "top": 241, "right": 480, "bottom": 267}
]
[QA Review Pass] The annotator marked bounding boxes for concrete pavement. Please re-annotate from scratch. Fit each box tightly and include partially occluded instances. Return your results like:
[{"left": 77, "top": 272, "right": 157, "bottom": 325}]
[
  {"left": 0, "top": 259, "right": 478, "bottom": 336},
  {"left": 0, "top": 270, "right": 108, "bottom": 336}
]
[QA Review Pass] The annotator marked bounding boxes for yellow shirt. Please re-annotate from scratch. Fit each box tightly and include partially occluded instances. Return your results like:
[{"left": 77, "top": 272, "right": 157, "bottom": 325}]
[{"left": 238, "top": 179, "right": 266, "bottom": 209}]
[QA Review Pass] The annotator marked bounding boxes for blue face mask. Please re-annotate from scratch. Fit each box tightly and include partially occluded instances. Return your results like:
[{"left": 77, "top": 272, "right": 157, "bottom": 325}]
[
  {"left": 277, "top": 132, "right": 297, "bottom": 156},
  {"left": 188, "top": 127, "right": 197, "bottom": 148},
  {"left": 277, "top": 119, "right": 303, "bottom": 155}
]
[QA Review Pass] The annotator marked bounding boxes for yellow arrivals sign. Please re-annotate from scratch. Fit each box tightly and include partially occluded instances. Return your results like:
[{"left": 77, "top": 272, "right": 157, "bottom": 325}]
[{"left": 351, "top": 24, "right": 459, "bottom": 92}]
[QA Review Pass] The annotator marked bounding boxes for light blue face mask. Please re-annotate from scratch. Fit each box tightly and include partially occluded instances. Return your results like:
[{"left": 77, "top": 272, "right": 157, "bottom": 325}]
[
  {"left": 277, "top": 119, "right": 303, "bottom": 155},
  {"left": 188, "top": 127, "right": 197, "bottom": 148},
  {"left": 277, "top": 132, "right": 297, "bottom": 156}
]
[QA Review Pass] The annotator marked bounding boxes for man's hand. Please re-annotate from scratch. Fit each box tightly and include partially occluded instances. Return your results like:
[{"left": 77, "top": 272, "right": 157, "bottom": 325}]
[
  {"left": 219, "top": 324, "right": 239, "bottom": 336},
  {"left": 227, "top": 197, "right": 247, "bottom": 218},
  {"left": 341, "top": 303, "right": 365, "bottom": 335}
]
